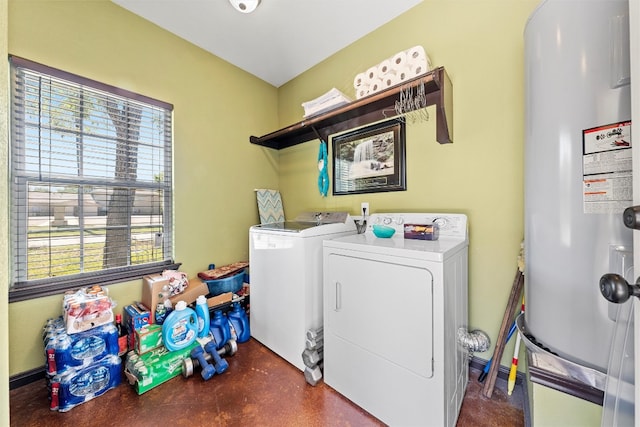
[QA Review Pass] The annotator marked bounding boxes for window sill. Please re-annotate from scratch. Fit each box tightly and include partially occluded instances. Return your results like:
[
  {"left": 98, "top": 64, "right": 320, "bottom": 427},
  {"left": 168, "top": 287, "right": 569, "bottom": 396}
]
[{"left": 9, "top": 261, "right": 181, "bottom": 303}]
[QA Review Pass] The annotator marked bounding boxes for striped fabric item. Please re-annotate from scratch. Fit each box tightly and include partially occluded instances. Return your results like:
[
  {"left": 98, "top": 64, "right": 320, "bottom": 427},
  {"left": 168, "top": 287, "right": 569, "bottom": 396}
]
[{"left": 255, "top": 189, "right": 285, "bottom": 224}]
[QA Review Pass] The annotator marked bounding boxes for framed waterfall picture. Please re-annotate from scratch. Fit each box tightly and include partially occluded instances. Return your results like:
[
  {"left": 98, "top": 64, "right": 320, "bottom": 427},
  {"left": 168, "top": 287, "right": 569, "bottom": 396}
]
[{"left": 331, "top": 118, "right": 406, "bottom": 195}]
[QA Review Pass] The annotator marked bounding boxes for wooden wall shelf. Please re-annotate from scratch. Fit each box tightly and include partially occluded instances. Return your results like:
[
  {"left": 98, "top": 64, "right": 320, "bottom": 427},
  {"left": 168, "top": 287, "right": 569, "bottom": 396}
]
[{"left": 249, "top": 66, "right": 453, "bottom": 150}]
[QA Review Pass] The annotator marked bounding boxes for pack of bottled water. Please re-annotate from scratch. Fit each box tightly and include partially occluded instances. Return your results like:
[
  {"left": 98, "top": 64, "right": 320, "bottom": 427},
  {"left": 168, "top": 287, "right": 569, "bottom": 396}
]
[{"left": 42, "top": 313, "right": 121, "bottom": 411}]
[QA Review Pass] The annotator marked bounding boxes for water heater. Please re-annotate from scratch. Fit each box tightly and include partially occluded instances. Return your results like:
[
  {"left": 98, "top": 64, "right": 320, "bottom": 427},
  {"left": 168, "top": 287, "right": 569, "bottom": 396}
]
[{"left": 524, "top": 0, "right": 631, "bottom": 372}]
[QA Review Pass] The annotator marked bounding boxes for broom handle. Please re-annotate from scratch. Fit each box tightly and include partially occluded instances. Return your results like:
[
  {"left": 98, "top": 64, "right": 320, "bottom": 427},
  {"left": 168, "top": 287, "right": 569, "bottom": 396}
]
[{"left": 482, "top": 268, "right": 524, "bottom": 398}]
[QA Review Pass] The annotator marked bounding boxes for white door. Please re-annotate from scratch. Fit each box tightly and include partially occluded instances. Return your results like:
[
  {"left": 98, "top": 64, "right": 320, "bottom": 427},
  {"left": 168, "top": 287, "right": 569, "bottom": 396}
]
[
  {"left": 632, "top": 1, "right": 640, "bottom": 425},
  {"left": 598, "top": 3, "right": 638, "bottom": 425}
]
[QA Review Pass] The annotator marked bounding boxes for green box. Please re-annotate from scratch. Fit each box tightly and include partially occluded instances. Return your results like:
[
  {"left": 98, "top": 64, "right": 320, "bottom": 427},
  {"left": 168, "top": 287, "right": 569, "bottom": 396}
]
[
  {"left": 135, "top": 324, "right": 163, "bottom": 355},
  {"left": 124, "top": 342, "right": 197, "bottom": 394}
]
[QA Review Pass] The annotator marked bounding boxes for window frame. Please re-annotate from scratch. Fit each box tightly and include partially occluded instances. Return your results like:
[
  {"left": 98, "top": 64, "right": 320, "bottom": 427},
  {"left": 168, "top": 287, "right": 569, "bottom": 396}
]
[{"left": 8, "top": 56, "right": 179, "bottom": 302}]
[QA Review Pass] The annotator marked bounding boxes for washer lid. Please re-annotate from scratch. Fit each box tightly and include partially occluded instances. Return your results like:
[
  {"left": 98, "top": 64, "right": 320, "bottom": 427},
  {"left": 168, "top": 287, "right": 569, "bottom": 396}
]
[
  {"left": 250, "top": 211, "right": 355, "bottom": 235},
  {"left": 252, "top": 221, "right": 319, "bottom": 233}
]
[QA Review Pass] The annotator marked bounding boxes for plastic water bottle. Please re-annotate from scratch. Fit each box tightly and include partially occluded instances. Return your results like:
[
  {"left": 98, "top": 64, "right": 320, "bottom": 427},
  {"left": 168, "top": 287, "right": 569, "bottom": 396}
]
[
  {"left": 209, "top": 310, "right": 231, "bottom": 350},
  {"left": 43, "top": 320, "right": 118, "bottom": 375},
  {"left": 195, "top": 295, "right": 210, "bottom": 339},
  {"left": 227, "top": 303, "right": 250, "bottom": 343},
  {"left": 154, "top": 303, "right": 167, "bottom": 325},
  {"left": 162, "top": 301, "right": 198, "bottom": 352},
  {"left": 51, "top": 354, "right": 121, "bottom": 412},
  {"left": 115, "top": 314, "right": 128, "bottom": 357},
  {"left": 163, "top": 299, "right": 173, "bottom": 317}
]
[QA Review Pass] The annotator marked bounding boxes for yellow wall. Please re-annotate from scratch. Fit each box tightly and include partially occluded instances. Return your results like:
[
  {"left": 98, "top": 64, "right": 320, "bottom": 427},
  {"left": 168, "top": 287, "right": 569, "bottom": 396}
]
[
  {"left": 7, "top": 0, "right": 278, "bottom": 375},
  {"left": 4, "top": 1, "right": 606, "bottom": 426},
  {"left": 530, "top": 382, "right": 602, "bottom": 426},
  {"left": 280, "top": 0, "right": 536, "bottom": 367},
  {"left": 1, "top": 0, "right": 9, "bottom": 424}
]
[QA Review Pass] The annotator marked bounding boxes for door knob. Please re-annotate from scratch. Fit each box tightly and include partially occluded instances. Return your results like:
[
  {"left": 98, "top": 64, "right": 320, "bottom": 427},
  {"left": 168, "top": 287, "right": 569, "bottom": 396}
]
[
  {"left": 599, "top": 273, "right": 640, "bottom": 303},
  {"left": 623, "top": 206, "right": 640, "bottom": 230}
]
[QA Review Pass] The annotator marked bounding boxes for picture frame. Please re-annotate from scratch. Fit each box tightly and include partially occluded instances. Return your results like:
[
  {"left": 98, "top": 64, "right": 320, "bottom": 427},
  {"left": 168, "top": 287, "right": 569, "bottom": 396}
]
[{"left": 332, "top": 118, "right": 406, "bottom": 195}]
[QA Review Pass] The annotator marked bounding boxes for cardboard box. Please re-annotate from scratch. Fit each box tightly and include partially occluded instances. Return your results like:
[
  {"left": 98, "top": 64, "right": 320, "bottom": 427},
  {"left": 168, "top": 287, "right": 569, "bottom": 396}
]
[
  {"left": 64, "top": 308, "right": 113, "bottom": 335},
  {"left": 135, "top": 324, "right": 163, "bottom": 355},
  {"left": 144, "top": 274, "right": 210, "bottom": 323},
  {"left": 124, "top": 342, "right": 197, "bottom": 394},
  {"left": 142, "top": 274, "right": 170, "bottom": 324},
  {"left": 169, "top": 278, "right": 209, "bottom": 307},
  {"left": 123, "top": 303, "right": 151, "bottom": 330},
  {"left": 122, "top": 303, "right": 151, "bottom": 351},
  {"left": 62, "top": 286, "right": 114, "bottom": 334},
  {"left": 207, "top": 292, "right": 232, "bottom": 308}
]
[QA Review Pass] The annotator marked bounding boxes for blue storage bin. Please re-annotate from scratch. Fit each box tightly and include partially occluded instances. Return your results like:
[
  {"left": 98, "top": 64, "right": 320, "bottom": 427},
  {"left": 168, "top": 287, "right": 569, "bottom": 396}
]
[{"left": 203, "top": 270, "right": 245, "bottom": 296}]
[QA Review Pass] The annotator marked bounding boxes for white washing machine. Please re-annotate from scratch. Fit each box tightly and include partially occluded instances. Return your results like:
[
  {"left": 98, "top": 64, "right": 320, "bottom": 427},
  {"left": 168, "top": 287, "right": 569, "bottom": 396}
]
[
  {"left": 323, "top": 213, "right": 469, "bottom": 427},
  {"left": 249, "top": 212, "right": 357, "bottom": 371}
]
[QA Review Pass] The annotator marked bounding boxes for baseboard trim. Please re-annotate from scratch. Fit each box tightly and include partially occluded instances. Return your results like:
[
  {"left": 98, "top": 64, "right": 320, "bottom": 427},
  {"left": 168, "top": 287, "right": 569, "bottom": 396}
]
[
  {"left": 12, "top": 357, "right": 530, "bottom": 396},
  {"left": 469, "top": 356, "right": 520, "bottom": 383},
  {"left": 9, "top": 367, "right": 45, "bottom": 390}
]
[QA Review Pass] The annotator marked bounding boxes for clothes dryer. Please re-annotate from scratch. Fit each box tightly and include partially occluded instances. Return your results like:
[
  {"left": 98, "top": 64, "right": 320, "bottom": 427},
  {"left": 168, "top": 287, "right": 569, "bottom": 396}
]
[
  {"left": 323, "top": 213, "right": 468, "bottom": 427},
  {"left": 249, "top": 212, "right": 357, "bottom": 371}
]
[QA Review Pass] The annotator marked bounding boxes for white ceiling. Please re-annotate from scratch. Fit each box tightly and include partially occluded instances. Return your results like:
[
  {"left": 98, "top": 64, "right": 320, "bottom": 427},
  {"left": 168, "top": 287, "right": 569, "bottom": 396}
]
[{"left": 111, "top": 0, "right": 423, "bottom": 87}]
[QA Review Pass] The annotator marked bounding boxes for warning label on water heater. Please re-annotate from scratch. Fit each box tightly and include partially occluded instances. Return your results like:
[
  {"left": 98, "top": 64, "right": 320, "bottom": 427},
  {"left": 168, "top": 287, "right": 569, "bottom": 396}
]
[
  {"left": 583, "top": 172, "right": 632, "bottom": 213},
  {"left": 582, "top": 121, "right": 632, "bottom": 214}
]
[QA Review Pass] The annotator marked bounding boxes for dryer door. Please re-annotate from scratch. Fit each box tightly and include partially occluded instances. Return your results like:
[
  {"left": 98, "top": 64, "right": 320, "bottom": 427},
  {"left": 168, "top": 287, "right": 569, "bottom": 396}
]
[{"left": 325, "top": 253, "right": 434, "bottom": 378}]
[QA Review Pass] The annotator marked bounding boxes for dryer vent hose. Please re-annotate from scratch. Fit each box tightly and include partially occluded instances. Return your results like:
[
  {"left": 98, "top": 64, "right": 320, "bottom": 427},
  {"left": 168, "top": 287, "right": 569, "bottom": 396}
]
[{"left": 457, "top": 328, "right": 491, "bottom": 353}]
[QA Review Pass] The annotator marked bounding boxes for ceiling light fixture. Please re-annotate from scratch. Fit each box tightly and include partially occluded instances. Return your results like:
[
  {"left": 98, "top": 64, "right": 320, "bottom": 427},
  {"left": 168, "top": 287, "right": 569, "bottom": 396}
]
[{"left": 229, "top": 0, "right": 261, "bottom": 14}]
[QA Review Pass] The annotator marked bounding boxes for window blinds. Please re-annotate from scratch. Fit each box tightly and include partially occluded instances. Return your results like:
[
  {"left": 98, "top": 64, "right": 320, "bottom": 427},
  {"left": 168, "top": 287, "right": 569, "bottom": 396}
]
[{"left": 9, "top": 56, "right": 174, "bottom": 299}]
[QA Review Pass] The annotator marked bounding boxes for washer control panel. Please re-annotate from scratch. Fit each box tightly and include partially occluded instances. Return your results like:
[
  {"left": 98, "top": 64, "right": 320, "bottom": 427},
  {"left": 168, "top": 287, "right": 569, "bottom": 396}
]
[{"left": 366, "top": 213, "right": 468, "bottom": 239}]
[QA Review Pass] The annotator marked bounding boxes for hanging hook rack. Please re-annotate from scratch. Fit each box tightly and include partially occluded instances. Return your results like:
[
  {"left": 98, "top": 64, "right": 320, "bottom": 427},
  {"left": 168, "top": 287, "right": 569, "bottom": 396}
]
[{"left": 394, "top": 81, "right": 430, "bottom": 124}]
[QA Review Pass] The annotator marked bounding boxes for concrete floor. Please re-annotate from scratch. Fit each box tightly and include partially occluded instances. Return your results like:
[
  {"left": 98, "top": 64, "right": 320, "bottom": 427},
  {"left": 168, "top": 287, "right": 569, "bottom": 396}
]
[{"left": 10, "top": 338, "right": 525, "bottom": 426}]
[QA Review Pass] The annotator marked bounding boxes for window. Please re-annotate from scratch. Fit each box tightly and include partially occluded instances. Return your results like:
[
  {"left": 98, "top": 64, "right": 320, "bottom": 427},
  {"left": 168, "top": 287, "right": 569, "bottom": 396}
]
[{"left": 9, "top": 56, "right": 177, "bottom": 302}]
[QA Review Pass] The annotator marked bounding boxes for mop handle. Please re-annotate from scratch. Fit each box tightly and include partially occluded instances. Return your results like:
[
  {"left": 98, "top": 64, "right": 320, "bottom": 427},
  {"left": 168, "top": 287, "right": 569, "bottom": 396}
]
[{"left": 478, "top": 321, "right": 517, "bottom": 383}]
